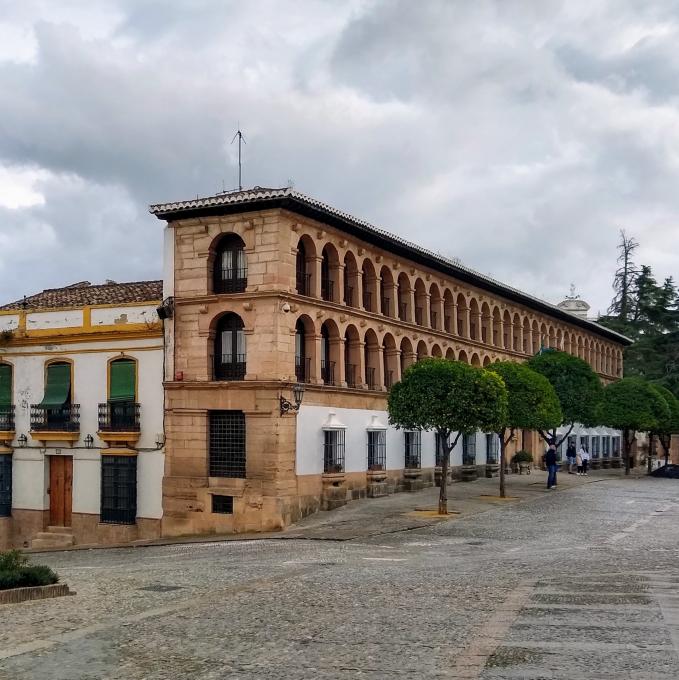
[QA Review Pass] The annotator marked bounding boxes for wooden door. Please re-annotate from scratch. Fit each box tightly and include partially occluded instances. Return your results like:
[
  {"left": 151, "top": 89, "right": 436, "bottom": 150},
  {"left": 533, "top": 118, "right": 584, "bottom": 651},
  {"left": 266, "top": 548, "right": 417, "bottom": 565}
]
[{"left": 49, "top": 456, "right": 73, "bottom": 527}]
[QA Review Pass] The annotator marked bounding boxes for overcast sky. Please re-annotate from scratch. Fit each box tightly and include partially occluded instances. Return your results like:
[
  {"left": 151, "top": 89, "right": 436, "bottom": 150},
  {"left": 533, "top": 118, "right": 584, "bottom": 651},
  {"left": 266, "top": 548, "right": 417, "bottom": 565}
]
[{"left": 1, "top": 1, "right": 678, "bottom": 314}]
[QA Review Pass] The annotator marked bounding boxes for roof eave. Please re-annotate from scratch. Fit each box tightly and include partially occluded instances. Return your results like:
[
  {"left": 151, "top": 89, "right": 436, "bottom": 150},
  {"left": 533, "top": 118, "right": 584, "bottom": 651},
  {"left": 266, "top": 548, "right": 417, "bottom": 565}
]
[{"left": 150, "top": 195, "right": 632, "bottom": 346}]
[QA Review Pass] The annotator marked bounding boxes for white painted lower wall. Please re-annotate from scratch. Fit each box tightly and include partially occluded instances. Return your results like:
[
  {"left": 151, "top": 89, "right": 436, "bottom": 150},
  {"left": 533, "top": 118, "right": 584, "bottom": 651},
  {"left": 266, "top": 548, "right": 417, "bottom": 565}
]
[
  {"left": 296, "top": 406, "right": 622, "bottom": 475},
  {"left": 11, "top": 449, "right": 165, "bottom": 520}
]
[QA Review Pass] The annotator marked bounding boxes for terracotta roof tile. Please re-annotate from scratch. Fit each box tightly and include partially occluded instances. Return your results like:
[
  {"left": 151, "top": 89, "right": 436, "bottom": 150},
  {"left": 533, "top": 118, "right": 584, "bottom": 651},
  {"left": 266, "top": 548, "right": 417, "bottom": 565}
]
[{"left": 1, "top": 280, "right": 163, "bottom": 310}]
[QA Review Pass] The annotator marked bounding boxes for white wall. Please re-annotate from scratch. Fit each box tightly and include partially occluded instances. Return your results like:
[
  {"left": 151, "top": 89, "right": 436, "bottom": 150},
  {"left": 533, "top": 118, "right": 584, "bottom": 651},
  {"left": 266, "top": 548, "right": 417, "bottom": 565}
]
[
  {"left": 91, "top": 305, "right": 159, "bottom": 326},
  {"left": 27, "top": 310, "right": 83, "bottom": 330},
  {"left": 0, "top": 315, "right": 19, "bottom": 332},
  {"left": 295, "top": 405, "right": 486, "bottom": 475},
  {"left": 3, "top": 337, "right": 165, "bottom": 520}
]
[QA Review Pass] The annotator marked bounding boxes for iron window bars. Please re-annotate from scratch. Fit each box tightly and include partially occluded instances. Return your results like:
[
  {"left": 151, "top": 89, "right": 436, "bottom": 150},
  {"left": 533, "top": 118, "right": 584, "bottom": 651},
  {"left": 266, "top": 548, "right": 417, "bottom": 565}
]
[
  {"left": 321, "top": 359, "right": 335, "bottom": 386},
  {"left": 30, "top": 404, "right": 80, "bottom": 431},
  {"left": 209, "top": 411, "right": 246, "bottom": 478},
  {"left": 404, "top": 431, "right": 421, "bottom": 469},
  {"left": 98, "top": 402, "right": 140, "bottom": 431},
  {"left": 485, "top": 433, "right": 499, "bottom": 465},
  {"left": 324, "top": 430, "right": 345, "bottom": 473},
  {"left": 591, "top": 436, "right": 600, "bottom": 458},
  {"left": 100, "top": 455, "right": 137, "bottom": 525},
  {"left": 602, "top": 436, "right": 611, "bottom": 457},
  {"left": 212, "top": 494, "right": 234, "bottom": 514},
  {"left": 367, "top": 430, "right": 386, "bottom": 471},
  {"left": 462, "top": 433, "right": 476, "bottom": 466},
  {"left": 0, "top": 454, "right": 11, "bottom": 517}
]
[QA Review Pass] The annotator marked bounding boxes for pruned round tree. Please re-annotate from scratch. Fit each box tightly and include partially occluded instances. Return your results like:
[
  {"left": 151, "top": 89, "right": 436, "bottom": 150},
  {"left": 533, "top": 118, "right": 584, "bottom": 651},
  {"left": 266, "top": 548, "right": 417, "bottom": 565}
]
[
  {"left": 388, "top": 358, "right": 508, "bottom": 514},
  {"left": 598, "top": 377, "right": 670, "bottom": 475},
  {"left": 649, "top": 385, "right": 679, "bottom": 466},
  {"left": 487, "top": 362, "right": 562, "bottom": 497},
  {"left": 525, "top": 350, "right": 602, "bottom": 446}
]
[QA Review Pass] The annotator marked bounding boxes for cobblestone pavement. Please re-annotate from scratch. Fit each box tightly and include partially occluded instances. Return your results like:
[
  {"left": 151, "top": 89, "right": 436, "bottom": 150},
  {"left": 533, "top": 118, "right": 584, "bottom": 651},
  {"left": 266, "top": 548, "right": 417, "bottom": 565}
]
[{"left": 2, "top": 475, "right": 679, "bottom": 679}]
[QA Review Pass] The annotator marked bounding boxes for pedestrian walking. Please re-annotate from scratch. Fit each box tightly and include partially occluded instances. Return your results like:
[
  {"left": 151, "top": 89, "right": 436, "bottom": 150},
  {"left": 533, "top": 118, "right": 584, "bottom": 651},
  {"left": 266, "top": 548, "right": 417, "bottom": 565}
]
[
  {"left": 581, "top": 446, "right": 590, "bottom": 476},
  {"left": 544, "top": 442, "right": 558, "bottom": 489},
  {"left": 566, "top": 441, "right": 577, "bottom": 474},
  {"left": 576, "top": 447, "right": 584, "bottom": 475}
]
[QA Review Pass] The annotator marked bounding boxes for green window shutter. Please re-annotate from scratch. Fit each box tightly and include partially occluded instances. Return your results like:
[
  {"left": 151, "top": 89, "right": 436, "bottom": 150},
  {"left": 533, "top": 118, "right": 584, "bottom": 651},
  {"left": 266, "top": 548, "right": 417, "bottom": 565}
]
[
  {"left": 109, "top": 360, "right": 136, "bottom": 402},
  {"left": 0, "top": 365, "right": 11, "bottom": 406},
  {"left": 38, "top": 364, "right": 71, "bottom": 408}
]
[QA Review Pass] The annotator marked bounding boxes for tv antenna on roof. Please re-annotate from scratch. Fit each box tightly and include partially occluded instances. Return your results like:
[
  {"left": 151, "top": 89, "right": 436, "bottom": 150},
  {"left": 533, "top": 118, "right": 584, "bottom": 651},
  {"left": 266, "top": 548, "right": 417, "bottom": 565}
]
[{"left": 231, "top": 126, "right": 246, "bottom": 191}]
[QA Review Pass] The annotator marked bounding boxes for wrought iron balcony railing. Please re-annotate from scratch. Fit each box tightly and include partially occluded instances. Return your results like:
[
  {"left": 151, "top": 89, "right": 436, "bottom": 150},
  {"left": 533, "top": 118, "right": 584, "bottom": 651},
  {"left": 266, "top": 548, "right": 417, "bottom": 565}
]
[
  {"left": 214, "top": 268, "right": 247, "bottom": 294},
  {"left": 321, "top": 359, "right": 335, "bottom": 386},
  {"left": 365, "top": 367, "right": 377, "bottom": 390},
  {"left": 0, "top": 405, "right": 15, "bottom": 431},
  {"left": 296, "top": 272, "right": 312, "bottom": 296},
  {"left": 98, "top": 402, "right": 141, "bottom": 432},
  {"left": 321, "top": 278, "right": 334, "bottom": 302},
  {"left": 214, "top": 355, "right": 246, "bottom": 381},
  {"left": 30, "top": 404, "right": 80, "bottom": 432},
  {"left": 362, "top": 291, "right": 373, "bottom": 311},
  {"left": 345, "top": 363, "right": 357, "bottom": 388},
  {"left": 295, "top": 356, "right": 311, "bottom": 383}
]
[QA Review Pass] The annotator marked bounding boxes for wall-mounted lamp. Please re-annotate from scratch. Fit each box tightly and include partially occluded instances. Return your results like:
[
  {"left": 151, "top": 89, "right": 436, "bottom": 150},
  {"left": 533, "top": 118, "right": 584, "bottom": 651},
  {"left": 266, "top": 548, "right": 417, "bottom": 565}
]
[
  {"left": 84, "top": 434, "right": 94, "bottom": 449},
  {"left": 17, "top": 433, "right": 27, "bottom": 448},
  {"left": 280, "top": 382, "right": 305, "bottom": 416},
  {"left": 155, "top": 433, "right": 165, "bottom": 450}
]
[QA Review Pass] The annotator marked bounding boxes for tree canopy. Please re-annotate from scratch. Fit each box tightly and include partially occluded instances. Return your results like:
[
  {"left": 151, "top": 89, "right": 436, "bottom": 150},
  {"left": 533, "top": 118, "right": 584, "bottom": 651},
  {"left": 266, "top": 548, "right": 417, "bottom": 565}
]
[
  {"left": 525, "top": 350, "right": 602, "bottom": 437},
  {"left": 598, "top": 377, "right": 671, "bottom": 474},
  {"left": 388, "top": 358, "right": 508, "bottom": 435},
  {"left": 649, "top": 384, "right": 679, "bottom": 462},
  {"left": 486, "top": 361, "right": 562, "bottom": 496},
  {"left": 388, "top": 358, "right": 508, "bottom": 512},
  {"left": 487, "top": 362, "right": 562, "bottom": 434}
]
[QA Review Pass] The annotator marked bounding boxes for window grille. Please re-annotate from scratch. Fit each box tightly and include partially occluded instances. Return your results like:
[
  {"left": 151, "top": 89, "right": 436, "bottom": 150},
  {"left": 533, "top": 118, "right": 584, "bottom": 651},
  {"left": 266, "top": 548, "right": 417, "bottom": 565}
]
[
  {"left": 212, "top": 495, "right": 234, "bottom": 514},
  {"left": 431, "top": 311, "right": 437, "bottom": 328},
  {"left": 462, "top": 433, "right": 476, "bottom": 466},
  {"left": 344, "top": 283, "right": 354, "bottom": 306},
  {"left": 295, "top": 244, "right": 310, "bottom": 295},
  {"left": 404, "top": 431, "right": 421, "bottom": 469},
  {"left": 100, "top": 455, "right": 137, "bottom": 525},
  {"left": 324, "top": 430, "right": 345, "bottom": 473},
  {"left": 345, "top": 363, "right": 357, "bottom": 388},
  {"left": 399, "top": 302, "right": 408, "bottom": 321},
  {"left": 321, "top": 359, "right": 335, "bottom": 386},
  {"left": 362, "top": 291, "right": 372, "bottom": 311},
  {"left": 365, "top": 366, "right": 377, "bottom": 390},
  {"left": 435, "top": 433, "right": 448, "bottom": 467},
  {"left": 31, "top": 404, "right": 80, "bottom": 431},
  {"left": 415, "top": 307, "right": 423, "bottom": 325},
  {"left": 485, "top": 433, "right": 499, "bottom": 465},
  {"left": 579, "top": 435, "right": 590, "bottom": 453},
  {"left": 602, "top": 436, "right": 610, "bottom": 457},
  {"left": 612, "top": 436, "right": 621, "bottom": 456},
  {"left": 381, "top": 296, "right": 391, "bottom": 316},
  {"left": 591, "top": 436, "right": 600, "bottom": 458},
  {"left": 209, "top": 411, "right": 246, "bottom": 478},
  {"left": 0, "top": 454, "right": 11, "bottom": 517},
  {"left": 367, "top": 431, "right": 386, "bottom": 470}
]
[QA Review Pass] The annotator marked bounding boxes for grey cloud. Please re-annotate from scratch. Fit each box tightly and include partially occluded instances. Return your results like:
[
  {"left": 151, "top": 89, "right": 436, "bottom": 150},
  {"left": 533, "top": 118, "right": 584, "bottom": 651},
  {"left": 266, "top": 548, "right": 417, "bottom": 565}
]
[{"left": 0, "top": 0, "right": 678, "bottom": 312}]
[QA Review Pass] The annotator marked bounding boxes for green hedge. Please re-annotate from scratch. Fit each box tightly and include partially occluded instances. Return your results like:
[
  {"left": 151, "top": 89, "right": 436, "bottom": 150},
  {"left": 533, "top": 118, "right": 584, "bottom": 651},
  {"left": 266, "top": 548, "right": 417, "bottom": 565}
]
[{"left": 0, "top": 550, "right": 59, "bottom": 591}]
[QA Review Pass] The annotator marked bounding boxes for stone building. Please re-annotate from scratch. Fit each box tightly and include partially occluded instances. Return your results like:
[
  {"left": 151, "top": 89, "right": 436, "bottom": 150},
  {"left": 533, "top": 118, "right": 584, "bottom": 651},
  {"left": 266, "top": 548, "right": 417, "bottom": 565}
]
[
  {"left": 151, "top": 186, "right": 631, "bottom": 537},
  {"left": 0, "top": 281, "right": 165, "bottom": 549}
]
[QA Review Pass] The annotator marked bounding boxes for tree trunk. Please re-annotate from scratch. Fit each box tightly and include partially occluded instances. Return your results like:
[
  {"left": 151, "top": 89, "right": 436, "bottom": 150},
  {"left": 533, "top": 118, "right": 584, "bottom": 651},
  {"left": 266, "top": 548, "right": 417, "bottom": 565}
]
[
  {"left": 624, "top": 428, "right": 632, "bottom": 476},
  {"left": 438, "top": 447, "right": 449, "bottom": 515}
]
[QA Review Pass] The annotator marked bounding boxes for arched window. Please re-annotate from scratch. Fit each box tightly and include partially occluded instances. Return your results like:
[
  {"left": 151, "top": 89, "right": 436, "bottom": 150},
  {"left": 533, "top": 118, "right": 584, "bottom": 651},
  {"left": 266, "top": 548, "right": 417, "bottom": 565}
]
[
  {"left": 213, "top": 234, "right": 247, "bottom": 294},
  {"left": 101, "top": 358, "right": 139, "bottom": 431},
  {"left": 295, "top": 320, "right": 308, "bottom": 383},
  {"left": 0, "top": 362, "right": 13, "bottom": 432},
  {"left": 296, "top": 239, "right": 312, "bottom": 295},
  {"left": 320, "top": 322, "right": 337, "bottom": 385},
  {"left": 214, "top": 314, "right": 246, "bottom": 381}
]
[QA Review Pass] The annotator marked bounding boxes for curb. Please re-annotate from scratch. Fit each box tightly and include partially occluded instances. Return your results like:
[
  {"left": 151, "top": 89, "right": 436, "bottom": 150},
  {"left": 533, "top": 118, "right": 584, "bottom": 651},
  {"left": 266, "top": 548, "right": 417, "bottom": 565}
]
[{"left": 0, "top": 582, "right": 72, "bottom": 606}]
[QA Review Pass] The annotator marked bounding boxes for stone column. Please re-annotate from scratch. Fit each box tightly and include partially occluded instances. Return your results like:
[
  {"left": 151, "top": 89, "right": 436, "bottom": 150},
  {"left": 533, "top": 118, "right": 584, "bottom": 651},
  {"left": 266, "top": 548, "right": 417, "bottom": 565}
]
[
  {"left": 375, "top": 345, "right": 385, "bottom": 391},
  {"left": 432, "top": 296, "right": 444, "bottom": 331},
  {"left": 357, "top": 340, "right": 366, "bottom": 389},
  {"left": 355, "top": 270, "right": 364, "bottom": 310},
  {"left": 311, "top": 256, "right": 322, "bottom": 299},
  {"left": 333, "top": 263, "right": 344, "bottom": 305},
  {"left": 334, "top": 336, "right": 346, "bottom": 388},
  {"left": 313, "top": 334, "right": 323, "bottom": 385},
  {"left": 421, "top": 293, "right": 431, "bottom": 327},
  {"left": 487, "top": 316, "right": 495, "bottom": 347}
]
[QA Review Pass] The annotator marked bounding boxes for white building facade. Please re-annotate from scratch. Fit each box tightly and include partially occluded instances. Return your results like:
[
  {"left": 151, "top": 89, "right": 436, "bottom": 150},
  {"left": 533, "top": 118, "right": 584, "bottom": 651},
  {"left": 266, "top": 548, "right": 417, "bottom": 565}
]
[{"left": 0, "top": 281, "right": 165, "bottom": 549}]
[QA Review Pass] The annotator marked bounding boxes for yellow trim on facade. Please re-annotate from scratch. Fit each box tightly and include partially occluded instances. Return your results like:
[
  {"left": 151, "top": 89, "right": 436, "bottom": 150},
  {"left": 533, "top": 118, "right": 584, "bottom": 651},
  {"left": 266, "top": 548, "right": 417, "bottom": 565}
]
[
  {"left": 101, "top": 447, "right": 138, "bottom": 456},
  {"left": 97, "top": 431, "right": 141, "bottom": 445},
  {"left": 29, "top": 431, "right": 80, "bottom": 444}
]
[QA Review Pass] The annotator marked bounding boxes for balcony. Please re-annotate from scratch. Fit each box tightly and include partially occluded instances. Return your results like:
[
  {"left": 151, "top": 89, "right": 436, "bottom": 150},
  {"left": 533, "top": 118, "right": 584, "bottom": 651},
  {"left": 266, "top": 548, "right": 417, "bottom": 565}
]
[
  {"left": 345, "top": 363, "right": 357, "bottom": 388},
  {"left": 321, "top": 278, "right": 334, "bottom": 302},
  {"left": 0, "top": 405, "right": 15, "bottom": 440},
  {"left": 321, "top": 359, "right": 335, "bottom": 386},
  {"left": 214, "top": 355, "right": 246, "bottom": 381},
  {"left": 296, "top": 272, "right": 312, "bottom": 297},
  {"left": 295, "top": 356, "right": 311, "bottom": 383},
  {"left": 98, "top": 402, "right": 141, "bottom": 446},
  {"left": 214, "top": 267, "right": 248, "bottom": 294},
  {"left": 30, "top": 404, "right": 80, "bottom": 443}
]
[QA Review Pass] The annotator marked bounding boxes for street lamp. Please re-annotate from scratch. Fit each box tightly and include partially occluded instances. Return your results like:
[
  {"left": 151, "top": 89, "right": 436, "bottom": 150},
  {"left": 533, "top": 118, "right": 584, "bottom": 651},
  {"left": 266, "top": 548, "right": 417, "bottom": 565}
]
[
  {"left": 17, "top": 433, "right": 27, "bottom": 448},
  {"left": 84, "top": 434, "right": 94, "bottom": 449},
  {"left": 280, "top": 383, "right": 305, "bottom": 416}
]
